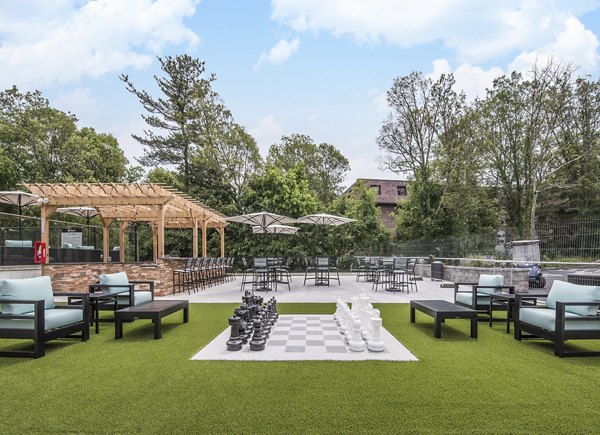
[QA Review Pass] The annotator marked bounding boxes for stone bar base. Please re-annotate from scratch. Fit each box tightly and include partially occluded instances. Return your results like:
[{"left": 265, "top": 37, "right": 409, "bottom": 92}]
[
  {"left": 417, "top": 263, "right": 529, "bottom": 293},
  {"left": 41, "top": 258, "right": 188, "bottom": 296}
]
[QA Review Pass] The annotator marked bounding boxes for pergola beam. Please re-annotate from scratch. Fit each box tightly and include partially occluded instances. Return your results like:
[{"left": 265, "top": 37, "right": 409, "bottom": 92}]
[{"left": 24, "top": 183, "right": 228, "bottom": 260}]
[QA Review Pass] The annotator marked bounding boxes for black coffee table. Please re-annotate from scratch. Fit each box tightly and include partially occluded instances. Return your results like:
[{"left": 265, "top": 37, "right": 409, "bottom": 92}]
[
  {"left": 115, "top": 300, "right": 189, "bottom": 339},
  {"left": 410, "top": 300, "right": 478, "bottom": 339}
]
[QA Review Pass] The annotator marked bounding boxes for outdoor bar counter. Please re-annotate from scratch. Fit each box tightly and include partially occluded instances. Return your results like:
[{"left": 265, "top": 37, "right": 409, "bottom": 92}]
[{"left": 41, "top": 257, "right": 189, "bottom": 296}]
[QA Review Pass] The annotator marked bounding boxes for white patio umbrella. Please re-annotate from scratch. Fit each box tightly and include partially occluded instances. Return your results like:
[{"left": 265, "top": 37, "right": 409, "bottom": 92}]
[
  {"left": 296, "top": 213, "right": 356, "bottom": 226},
  {"left": 56, "top": 206, "right": 99, "bottom": 245},
  {"left": 252, "top": 224, "right": 299, "bottom": 235},
  {"left": 227, "top": 211, "right": 297, "bottom": 231},
  {"left": 296, "top": 213, "right": 357, "bottom": 255},
  {"left": 0, "top": 190, "right": 43, "bottom": 241}
]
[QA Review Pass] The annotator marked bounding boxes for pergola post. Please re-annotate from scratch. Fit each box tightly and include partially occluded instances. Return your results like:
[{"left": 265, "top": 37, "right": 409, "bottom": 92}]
[
  {"left": 157, "top": 204, "right": 165, "bottom": 259},
  {"left": 192, "top": 217, "right": 199, "bottom": 258},
  {"left": 39, "top": 205, "right": 57, "bottom": 264},
  {"left": 119, "top": 221, "right": 128, "bottom": 263},
  {"left": 202, "top": 220, "right": 207, "bottom": 257},
  {"left": 150, "top": 223, "right": 158, "bottom": 261},
  {"left": 101, "top": 217, "right": 115, "bottom": 263},
  {"left": 217, "top": 224, "right": 225, "bottom": 257}
]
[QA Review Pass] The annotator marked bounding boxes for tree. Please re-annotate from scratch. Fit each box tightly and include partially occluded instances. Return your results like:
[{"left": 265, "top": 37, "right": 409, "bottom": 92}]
[
  {"left": 266, "top": 134, "right": 349, "bottom": 205},
  {"left": 378, "top": 72, "right": 478, "bottom": 238},
  {"left": 202, "top": 123, "right": 261, "bottom": 211},
  {"left": 0, "top": 86, "right": 128, "bottom": 184},
  {"left": 121, "top": 55, "right": 231, "bottom": 191},
  {"left": 330, "top": 180, "right": 391, "bottom": 260},
  {"left": 475, "top": 61, "right": 582, "bottom": 237}
]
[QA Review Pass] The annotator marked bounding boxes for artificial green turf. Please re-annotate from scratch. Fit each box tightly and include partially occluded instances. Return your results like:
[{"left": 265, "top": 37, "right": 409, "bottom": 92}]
[{"left": 1, "top": 303, "right": 600, "bottom": 434}]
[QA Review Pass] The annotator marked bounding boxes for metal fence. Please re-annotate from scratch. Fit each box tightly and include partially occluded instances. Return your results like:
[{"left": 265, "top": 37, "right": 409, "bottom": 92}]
[{"left": 393, "top": 218, "right": 600, "bottom": 263}]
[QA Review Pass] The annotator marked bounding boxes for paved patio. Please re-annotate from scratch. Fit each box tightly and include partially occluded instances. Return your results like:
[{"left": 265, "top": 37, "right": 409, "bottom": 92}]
[{"left": 160, "top": 273, "right": 456, "bottom": 303}]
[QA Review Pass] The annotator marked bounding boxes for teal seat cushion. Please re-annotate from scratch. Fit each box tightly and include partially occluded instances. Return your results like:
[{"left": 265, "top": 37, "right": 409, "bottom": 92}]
[
  {"left": 546, "top": 280, "right": 600, "bottom": 316},
  {"left": 5, "top": 240, "right": 33, "bottom": 248},
  {"left": 477, "top": 274, "right": 504, "bottom": 295},
  {"left": 98, "top": 271, "right": 130, "bottom": 293},
  {"left": 455, "top": 292, "right": 490, "bottom": 306},
  {"left": 117, "top": 291, "right": 152, "bottom": 306},
  {"left": 519, "top": 307, "right": 600, "bottom": 332},
  {"left": 0, "top": 308, "right": 83, "bottom": 331},
  {"left": 0, "top": 276, "right": 55, "bottom": 315}
]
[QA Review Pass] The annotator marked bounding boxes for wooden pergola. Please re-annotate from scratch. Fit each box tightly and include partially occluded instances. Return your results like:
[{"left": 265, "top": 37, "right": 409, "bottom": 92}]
[{"left": 24, "top": 183, "right": 228, "bottom": 263}]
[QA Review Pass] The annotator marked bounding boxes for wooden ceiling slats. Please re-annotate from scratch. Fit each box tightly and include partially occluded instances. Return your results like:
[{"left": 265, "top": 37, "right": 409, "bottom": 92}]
[{"left": 23, "top": 183, "right": 226, "bottom": 229}]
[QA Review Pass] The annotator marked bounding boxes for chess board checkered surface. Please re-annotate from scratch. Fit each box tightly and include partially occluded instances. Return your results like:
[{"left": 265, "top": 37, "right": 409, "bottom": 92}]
[{"left": 191, "top": 314, "right": 418, "bottom": 361}]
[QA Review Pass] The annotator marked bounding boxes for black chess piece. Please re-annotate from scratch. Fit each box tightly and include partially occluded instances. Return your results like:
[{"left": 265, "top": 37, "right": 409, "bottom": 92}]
[
  {"left": 234, "top": 306, "right": 249, "bottom": 344},
  {"left": 273, "top": 299, "right": 279, "bottom": 320},
  {"left": 261, "top": 313, "right": 271, "bottom": 338},
  {"left": 226, "top": 316, "right": 243, "bottom": 351},
  {"left": 249, "top": 318, "right": 266, "bottom": 351}
]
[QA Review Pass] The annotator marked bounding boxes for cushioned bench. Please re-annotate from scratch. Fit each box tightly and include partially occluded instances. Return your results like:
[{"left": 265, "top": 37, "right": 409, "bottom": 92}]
[
  {"left": 0, "top": 276, "right": 89, "bottom": 358},
  {"left": 514, "top": 280, "right": 600, "bottom": 357}
]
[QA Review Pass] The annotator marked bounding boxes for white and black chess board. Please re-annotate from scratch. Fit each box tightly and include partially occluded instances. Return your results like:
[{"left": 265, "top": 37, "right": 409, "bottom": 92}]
[{"left": 191, "top": 315, "right": 418, "bottom": 361}]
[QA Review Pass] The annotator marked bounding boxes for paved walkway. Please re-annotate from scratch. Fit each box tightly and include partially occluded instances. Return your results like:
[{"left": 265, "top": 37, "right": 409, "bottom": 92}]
[{"left": 160, "top": 273, "right": 456, "bottom": 303}]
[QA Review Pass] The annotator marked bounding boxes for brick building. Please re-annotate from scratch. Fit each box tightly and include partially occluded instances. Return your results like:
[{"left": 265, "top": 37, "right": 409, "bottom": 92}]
[{"left": 344, "top": 178, "right": 409, "bottom": 230}]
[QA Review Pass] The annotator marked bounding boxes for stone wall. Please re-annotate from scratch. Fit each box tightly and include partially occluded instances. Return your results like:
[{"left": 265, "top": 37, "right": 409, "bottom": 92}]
[
  {"left": 41, "top": 258, "right": 188, "bottom": 296},
  {"left": 417, "top": 262, "right": 530, "bottom": 292},
  {"left": 0, "top": 265, "right": 42, "bottom": 279}
]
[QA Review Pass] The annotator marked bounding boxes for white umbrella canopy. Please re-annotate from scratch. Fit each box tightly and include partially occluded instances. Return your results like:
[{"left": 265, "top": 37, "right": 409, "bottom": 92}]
[
  {"left": 297, "top": 213, "right": 356, "bottom": 255},
  {"left": 227, "top": 211, "right": 297, "bottom": 230},
  {"left": 252, "top": 224, "right": 299, "bottom": 235},
  {"left": 55, "top": 206, "right": 98, "bottom": 220},
  {"left": 0, "top": 190, "right": 44, "bottom": 241},
  {"left": 296, "top": 213, "right": 356, "bottom": 226},
  {"left": 0, "top": 191, "right": 42, "bottom": 208}
]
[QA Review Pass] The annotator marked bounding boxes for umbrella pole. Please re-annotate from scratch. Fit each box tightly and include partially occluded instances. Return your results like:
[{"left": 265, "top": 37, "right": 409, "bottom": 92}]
[{"left": 18, "top": 197, "right": 22, "bottom": 243}]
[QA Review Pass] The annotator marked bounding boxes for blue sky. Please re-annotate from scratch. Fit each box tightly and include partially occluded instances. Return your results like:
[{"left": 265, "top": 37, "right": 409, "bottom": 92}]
[{"left": 1, "top": 0, "right": 600, "bottom": 187}]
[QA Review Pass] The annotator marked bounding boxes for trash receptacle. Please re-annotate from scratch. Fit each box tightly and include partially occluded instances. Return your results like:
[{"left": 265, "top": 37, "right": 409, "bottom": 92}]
[{"left": 431, "top": 261, "right": 444, "bottom": 280}]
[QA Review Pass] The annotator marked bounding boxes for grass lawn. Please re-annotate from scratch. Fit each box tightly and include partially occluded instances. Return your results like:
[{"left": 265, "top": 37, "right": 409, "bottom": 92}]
[{"left": 1, "top": 302, "right": 600, "bottom": 434}]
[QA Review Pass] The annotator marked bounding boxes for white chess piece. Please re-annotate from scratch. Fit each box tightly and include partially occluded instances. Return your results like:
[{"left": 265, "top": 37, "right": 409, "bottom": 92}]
[
  {"left": 350, "top": 296, "right": 359, "bottom": 314},
  {"left": 340, "top": 306, "right": 351, "bottom": 335},
  {"left": 349, "top": 318, "right": 366, "bottom": 352},
  {"left": 367, "top": 317, "right": 385, "bottom": 352},
  {"left": 361, "top": 308, "right": 377, "bottom": 340},
  {"left": 334, "top": 299, "right": 343, "bottom": 323}
]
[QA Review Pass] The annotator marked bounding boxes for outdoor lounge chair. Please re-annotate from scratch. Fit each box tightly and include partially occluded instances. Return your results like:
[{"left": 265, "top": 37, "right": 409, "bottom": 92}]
[
  {"left": 0, "top": 276, "right": 89, "bottom": 358},
  {"left": 89, "top": 271, "right": 154, "bottom": 309},
  {"left": 514, "top": 280, "right": 600, "bottom": 357},
  {"left": 454, "top": 274, "right": 515, "bottom": 317}
]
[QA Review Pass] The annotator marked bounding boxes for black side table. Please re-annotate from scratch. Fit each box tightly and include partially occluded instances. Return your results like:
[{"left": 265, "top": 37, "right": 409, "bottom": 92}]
[{"left": 489, "top": 292, "right": 545, "bottom": 333}]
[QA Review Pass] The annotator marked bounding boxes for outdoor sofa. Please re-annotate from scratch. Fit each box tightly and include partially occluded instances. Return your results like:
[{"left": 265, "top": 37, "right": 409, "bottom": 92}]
[{"left": 0, "top": 276, "right": 89, "bottom": 358}]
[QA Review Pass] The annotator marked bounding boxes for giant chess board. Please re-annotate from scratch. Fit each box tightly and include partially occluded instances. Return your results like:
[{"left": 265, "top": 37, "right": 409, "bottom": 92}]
[{"left": 191, "top": 315, "right": 418, "bottom": 361}]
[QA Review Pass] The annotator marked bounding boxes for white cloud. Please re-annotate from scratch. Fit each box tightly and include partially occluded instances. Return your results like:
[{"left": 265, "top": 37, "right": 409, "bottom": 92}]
[
  {"left": 0, "top": 0, "right": 200, "bottom": 89},
  {"left": 368, "top": 88, "right": 388, "bottom": 111},
  {"left": 249, "top": 115, "right": 283, "bottom": 154},
  {"left": 254, "top": 38, "right": 301, "bottom": 70},
  {"left": 509, "top": 16, "right": 600, "bottom": 73},
  {"left": 52, "top": 87, "right": 98, "bottom": 122},
  {"left": 428, "top": 59, "right": 504, "bottom": 101},
  {"left": 270, "top": 0, "right": 599, "bottom": 64}
]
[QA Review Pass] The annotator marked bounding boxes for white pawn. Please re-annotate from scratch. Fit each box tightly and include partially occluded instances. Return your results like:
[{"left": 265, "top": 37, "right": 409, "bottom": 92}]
[
  {"left": 349, "top": 318, "right": 366, "bottom": 352},
  {"left": 367, "top": 317, "right": 385, "bottom": 352}
]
